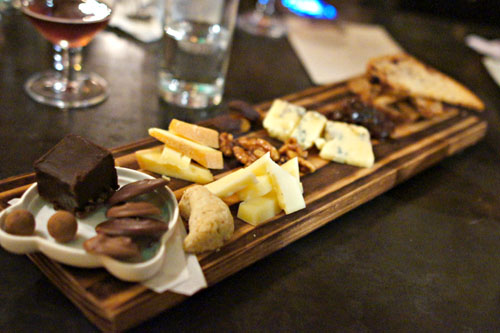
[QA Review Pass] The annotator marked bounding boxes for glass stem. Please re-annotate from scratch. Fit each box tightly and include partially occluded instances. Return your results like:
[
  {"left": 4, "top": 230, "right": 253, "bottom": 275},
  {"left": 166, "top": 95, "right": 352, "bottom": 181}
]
[{"left": 53, "top": 45, "right": 83, "bottom": 92}]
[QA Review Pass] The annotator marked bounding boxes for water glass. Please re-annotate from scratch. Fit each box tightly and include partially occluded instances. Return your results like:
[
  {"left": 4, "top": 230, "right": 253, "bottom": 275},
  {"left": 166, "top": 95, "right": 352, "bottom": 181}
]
[{"left": 159, "top": 0, "right": 240, "bottom": 108}]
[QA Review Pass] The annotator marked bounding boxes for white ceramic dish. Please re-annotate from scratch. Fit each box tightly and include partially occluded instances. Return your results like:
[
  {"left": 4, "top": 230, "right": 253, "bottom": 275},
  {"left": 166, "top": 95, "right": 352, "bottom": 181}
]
[{"left": 0, "top": 167, "right": 179, "bottom": 282}]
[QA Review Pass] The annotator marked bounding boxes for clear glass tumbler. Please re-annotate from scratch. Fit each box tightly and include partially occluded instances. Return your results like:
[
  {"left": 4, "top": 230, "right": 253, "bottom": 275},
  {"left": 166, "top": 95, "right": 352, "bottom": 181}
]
[{"left": 159, "top": 0, "right": 240, "bottom": 109}]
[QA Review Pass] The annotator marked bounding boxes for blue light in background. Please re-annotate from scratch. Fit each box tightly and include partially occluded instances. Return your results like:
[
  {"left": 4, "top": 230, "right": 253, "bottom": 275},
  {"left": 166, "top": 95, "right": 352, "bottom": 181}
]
[{"left": 282, "top": 0, "right": 337, "bottom": 20}]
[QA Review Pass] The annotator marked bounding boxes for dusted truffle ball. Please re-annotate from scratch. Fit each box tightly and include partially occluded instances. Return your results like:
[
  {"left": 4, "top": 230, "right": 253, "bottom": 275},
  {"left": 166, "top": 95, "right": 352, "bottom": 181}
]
[
  {"left": 3, "top": 209, "right": 35, "bottom": 236},
  {"left": 47, "top": 211, "right": 77, "bottom": 243}
]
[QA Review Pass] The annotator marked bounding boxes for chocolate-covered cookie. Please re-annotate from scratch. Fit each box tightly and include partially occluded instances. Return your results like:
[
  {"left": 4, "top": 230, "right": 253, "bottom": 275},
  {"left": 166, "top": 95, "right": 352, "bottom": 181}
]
[
  {"left": 106, "top": 202, "right": 161, "bottom": 218},
  {"left": 108, "top": 179, "right": 168, "bottom": 205},
  {"left": 96, "top": 217, "right": 168, "bottom": 239}
]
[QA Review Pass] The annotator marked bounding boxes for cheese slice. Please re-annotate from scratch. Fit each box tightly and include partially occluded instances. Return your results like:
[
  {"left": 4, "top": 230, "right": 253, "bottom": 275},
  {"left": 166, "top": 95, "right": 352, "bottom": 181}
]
[
  {"left": 168, "top": 119, "right": 219, "bottom": 148},
  {"left": 205, "top": 168, "right": 258, "bottom": 198},
  {"left": 291, "top": 111, "right": 327, "bottom": 149},
  {"left": 160, "top": 145, "right": 191, "bottom": 170},
  {"left": 237, "top": 175, "right": 273, "bottom": 201},
  {"left": 263, "top": 99, "right": 306, "bottom": 142},
  {"left": 237, "top": 192, "right": 282, "bottom": 226},
  {"left": 245, "top": 152, "right": 272, "bottom": 176},
  {"left": 266, "top": 159, "right": 305, "bottom": 214},
  {"left": 320, "top": 121, "right": 374, "bottom": 168},
  {"left": 136, "top": 148, "right": 213, "bottom": 184},
  {"left": 149, "top": 128, "right": 223, "bottom": 169},
  {"left": 280, "top": 157, "right": 303, "bottom": 193}
]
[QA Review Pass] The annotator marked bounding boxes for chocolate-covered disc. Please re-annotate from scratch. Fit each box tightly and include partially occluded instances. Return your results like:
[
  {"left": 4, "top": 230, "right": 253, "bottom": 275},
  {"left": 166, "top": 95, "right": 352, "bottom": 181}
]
[
  {"left": 83, "top": 234, "right": 140, "bottom": 259},
  {"left": 96, "top": 217, "right": 168, "bottom": 238},
  {"left": 108, "top": 178, "right": 168, "bottom": 205},
  {"left": 106, "top": 202, "right": 161, "bottom": 218}
]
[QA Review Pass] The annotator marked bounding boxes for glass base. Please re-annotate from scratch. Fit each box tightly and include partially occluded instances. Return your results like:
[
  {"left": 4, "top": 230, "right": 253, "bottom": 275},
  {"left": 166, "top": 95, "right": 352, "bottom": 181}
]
[
  {"left": 238, "top": 10, "right": 287, "bottom": 38},
  {"left": 24, "top": 70, "right": 108, "bottom": 109},
  {"left": 158, "top": 72, "right": 224, "bottom": 109}
]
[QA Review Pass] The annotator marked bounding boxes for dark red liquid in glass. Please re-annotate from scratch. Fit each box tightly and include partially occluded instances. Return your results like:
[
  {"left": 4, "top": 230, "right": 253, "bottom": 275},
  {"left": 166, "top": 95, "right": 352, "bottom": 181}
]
[{"left": 22, "top": 0, "right": 112, "bottom": 48}]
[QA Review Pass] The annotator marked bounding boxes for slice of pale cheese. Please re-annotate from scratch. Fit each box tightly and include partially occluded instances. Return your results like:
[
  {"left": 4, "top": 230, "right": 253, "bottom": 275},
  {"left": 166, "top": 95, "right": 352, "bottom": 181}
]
[
  {"left": 266, "top": 159, "right": 305, "bottom": 214},
  {"left": 205, "top": 168, "right": 258, "bottom": 198},
  {"left": 237, "top": 192, "right": 282, "bottom": 226},
  {"left": 149, "top": 128, "right": 223, "bottom": 169},
  {"left": 160, "top": 145, "right": 191, "bottom": 170},
  {"left": 136, "top": 148, "right": 213, "bottom": 184},
  {"left": 237, "top": 175, "right": 273, "bottom": 201},
  {"left": 280, "top": 157, "right": 303, "bottom": 193},
  {"left": 320, "top": 121, "right": 374, "bottom": 168}
]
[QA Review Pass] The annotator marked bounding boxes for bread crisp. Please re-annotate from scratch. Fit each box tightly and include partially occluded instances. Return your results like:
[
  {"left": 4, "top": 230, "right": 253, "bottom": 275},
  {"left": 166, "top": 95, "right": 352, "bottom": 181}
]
[{"left": 367, "top": 54, "right": 484, "bottom": 111}]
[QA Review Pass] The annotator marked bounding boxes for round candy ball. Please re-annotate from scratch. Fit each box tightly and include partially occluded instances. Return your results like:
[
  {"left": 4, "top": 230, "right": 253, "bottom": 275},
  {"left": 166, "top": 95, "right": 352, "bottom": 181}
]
[
  {"left": 3, "top": 209, "right": 35, "bottom": 236},
  {"left": 47, "top": 211, "right": 77, "bottom": 243}
]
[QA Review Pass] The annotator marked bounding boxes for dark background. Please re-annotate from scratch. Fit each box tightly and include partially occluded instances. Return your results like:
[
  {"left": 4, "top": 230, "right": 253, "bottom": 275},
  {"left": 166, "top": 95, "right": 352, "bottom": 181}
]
[{"left": 361, "top": 0, "right": 500, "bottom": 26}]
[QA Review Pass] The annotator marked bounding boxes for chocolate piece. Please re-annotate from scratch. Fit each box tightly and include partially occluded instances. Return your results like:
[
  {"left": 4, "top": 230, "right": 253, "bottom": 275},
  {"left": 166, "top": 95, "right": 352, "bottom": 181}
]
[
  {"left": 3, "top": 209, "right": 35, "bottom": 236},
  {"left": 83, "top": 234, "right": 140, "bottom": 259},
  {"left": 107, "top": 178, "right": 168, "bottom": 205},
  {"left": 96, "top": 217, "right": 168, "bottom": 239},
  {"left": 106, "top": 202, "right": 161, "bottom": 218},
  {"left": 34, "top": 135, "right": 118, "bottom": 215},
  {"left": 47, "top": 211, "right": 77, "bottom": 243}
]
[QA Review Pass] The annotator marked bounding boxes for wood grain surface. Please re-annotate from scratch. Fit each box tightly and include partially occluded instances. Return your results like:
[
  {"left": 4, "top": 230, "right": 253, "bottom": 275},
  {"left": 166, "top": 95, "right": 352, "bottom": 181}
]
[{"left": 0, "top": 82, "right": 487, "bottom": 332}]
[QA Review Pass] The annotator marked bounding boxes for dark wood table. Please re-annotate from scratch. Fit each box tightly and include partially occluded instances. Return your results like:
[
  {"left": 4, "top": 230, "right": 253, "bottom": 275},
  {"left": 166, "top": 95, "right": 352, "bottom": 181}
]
[{"left": 1, "top": 2, "right": 499, "bottom": 332}]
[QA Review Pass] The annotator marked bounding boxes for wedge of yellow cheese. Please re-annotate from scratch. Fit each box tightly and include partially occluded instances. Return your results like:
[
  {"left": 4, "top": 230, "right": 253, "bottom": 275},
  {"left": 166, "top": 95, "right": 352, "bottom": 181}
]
[
  {"left": 160, "top": 145, "right": 191, "bottom": 170},
  {"left": 169, "top": 119, "right": 220, "bottom": 148},
  {"left": 266, "top": 159, "right": 305, "bottom": 214},
  {"left": 280, "top": 157, "right": 303, "bottom": 193},
  {"left": 237, "top": 192, "right": 281, "bottom": 226},
  {"left": 237, "top": 175, "right": 273, "bottom": 201},
  {"left": 205, "top": 168, "right": 258, "bottom": 198},
  {"left": 245, "top": 152, "right": 272, "bottom": 176},
  {"left": 149, "top": 128, "right": 223, "bottom": 169},
  {"left": 136, "top": 148, "right": 213, "bottom": 184}
]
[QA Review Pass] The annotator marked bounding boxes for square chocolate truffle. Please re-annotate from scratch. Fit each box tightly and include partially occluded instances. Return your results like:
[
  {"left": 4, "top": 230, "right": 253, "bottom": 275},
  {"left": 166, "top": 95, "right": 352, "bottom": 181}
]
[{"left": 34, "top": 135, "right": 118, "bottom": 215}]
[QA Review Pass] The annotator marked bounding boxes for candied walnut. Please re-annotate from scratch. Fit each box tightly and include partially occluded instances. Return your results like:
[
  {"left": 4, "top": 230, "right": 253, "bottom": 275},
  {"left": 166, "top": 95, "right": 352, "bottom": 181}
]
[
  {"left": 233, "top": 145, "right": 257, "bottom": 166},
  {"left": 219, "top": 132, "right": 234, "bottom": 157},
  {"left": 279, "top": 138, "right": 308, "bottom": 159},
  {"left": 221, "top": 134, "right": 280, "bottom": 167},
  {"left": 298, "top": 157, "right": 316, "bottom": 176},
  {"left": 277, "top": 138, "right": 315, "bottom": 176},
  {"left": 236, "top": 137, "right": 280, "bottom": 161}
]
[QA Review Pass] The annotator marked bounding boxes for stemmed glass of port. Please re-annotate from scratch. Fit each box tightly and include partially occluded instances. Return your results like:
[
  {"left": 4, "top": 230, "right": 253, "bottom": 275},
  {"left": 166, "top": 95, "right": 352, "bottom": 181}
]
[
  {"left": 20, "top": 0, "right": 114, "bottom": 108},
  {"left": 238, "top": 0, "right": 286, "bottom": 38}
]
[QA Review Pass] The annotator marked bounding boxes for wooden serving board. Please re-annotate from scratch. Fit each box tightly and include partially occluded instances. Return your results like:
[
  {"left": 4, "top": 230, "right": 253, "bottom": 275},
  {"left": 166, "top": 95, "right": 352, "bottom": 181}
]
[{"left": 0, "top": 81, "right": 487, "bottom": 332}]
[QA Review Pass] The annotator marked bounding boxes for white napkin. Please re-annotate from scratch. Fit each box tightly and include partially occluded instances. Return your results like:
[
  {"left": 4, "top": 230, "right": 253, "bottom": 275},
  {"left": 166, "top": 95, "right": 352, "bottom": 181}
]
[
  {"left": 286, "top": 16, "right": 403, "bottom": 84},
  {"left": 109, "top": 0, "right": 163, "bottom": 43},
  {"left": 465, "top": 34, "right": 500, "bottom": 59},
  {"left": 465, "top": 34, "right": 500, "bottom": 88},
  {"left": 483, "top": 57, "right": 500, "bottom": 88},
  {"left": 143, "top": 218, "right": 207, "bottom": 295}
]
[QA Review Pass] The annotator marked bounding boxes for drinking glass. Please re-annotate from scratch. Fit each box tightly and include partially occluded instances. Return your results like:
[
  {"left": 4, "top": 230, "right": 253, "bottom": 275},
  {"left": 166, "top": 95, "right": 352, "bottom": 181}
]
[
  {"left": 159, "top": 0, "right": 240, "bottom": 109},
  {"left": 20, "top": 0, "right": 114, "bottom": 108},
  {"left": 238, "top": 0, "right": 286, "bottom": 38}
]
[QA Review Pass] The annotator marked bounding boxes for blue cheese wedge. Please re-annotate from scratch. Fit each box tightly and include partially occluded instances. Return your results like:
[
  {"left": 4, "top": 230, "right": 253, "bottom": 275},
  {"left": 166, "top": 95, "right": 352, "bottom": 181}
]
[
  {"left": 263, "top": 99, "right": 306, "bottom": 142},
  {"left": 291, "top": 111, "right": 327, "bottom": 149},
  {"left": 319, "top": 121, "right": 375, "bottom": 168}
]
